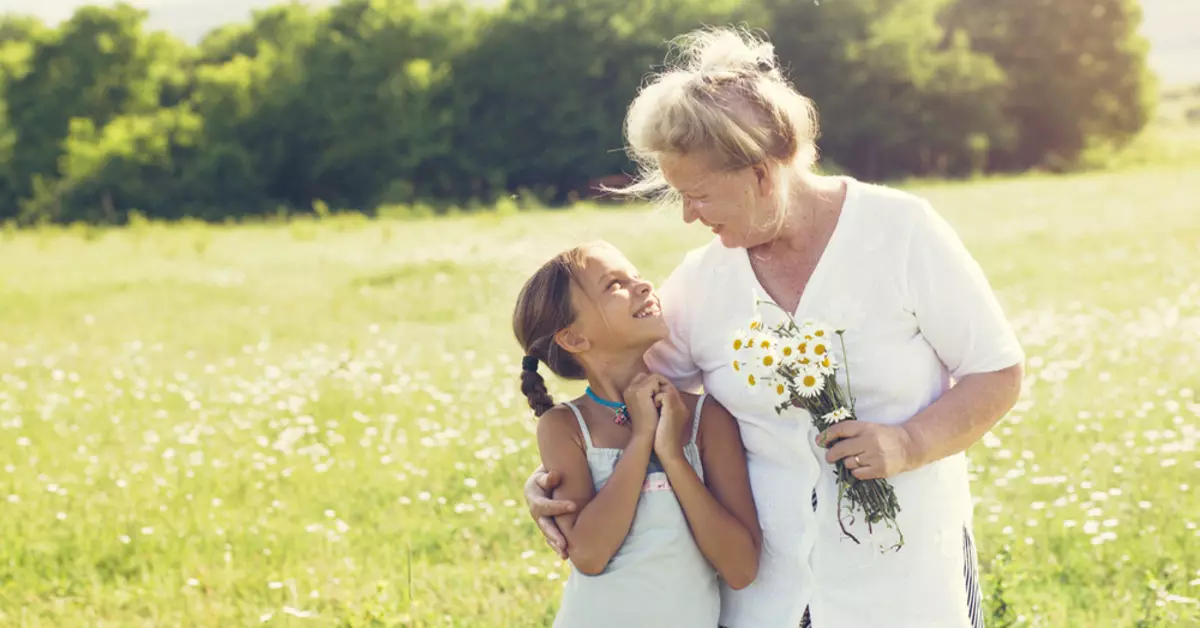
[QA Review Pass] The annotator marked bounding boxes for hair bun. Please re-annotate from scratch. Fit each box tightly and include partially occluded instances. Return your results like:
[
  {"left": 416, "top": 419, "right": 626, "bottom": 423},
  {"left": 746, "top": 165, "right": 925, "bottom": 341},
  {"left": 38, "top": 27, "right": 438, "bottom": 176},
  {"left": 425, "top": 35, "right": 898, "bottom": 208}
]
[{"left": 675, "top": 27, "right": 779, "bottom": 79}]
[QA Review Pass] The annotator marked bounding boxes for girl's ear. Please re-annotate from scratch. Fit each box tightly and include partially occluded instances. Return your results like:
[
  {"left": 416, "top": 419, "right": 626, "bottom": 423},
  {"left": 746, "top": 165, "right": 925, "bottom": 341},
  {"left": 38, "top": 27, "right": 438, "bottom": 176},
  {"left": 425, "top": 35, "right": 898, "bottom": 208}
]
[{"left": 554, "top": 327, "right": 591, "bottom": 355}]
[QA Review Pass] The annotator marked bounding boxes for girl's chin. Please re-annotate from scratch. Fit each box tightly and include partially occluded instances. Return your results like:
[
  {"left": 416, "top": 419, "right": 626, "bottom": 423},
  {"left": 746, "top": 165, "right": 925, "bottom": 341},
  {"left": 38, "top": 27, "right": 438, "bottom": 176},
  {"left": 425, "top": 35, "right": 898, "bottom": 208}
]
[{"left": 630, "top": 328, "right": 669, "bottom": 351}]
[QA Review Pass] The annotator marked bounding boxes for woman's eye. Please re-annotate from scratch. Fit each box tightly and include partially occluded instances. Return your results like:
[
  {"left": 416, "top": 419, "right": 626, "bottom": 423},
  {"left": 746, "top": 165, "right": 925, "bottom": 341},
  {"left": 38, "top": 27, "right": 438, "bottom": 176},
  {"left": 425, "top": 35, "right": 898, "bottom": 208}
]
[{"left": 608, "top": 280, "right": 620, "bottom": 290}]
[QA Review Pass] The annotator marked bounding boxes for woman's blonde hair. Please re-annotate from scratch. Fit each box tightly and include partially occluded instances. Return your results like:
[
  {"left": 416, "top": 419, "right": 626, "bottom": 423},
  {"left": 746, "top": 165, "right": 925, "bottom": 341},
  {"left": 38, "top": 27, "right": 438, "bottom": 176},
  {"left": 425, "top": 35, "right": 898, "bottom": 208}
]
[{"left": 614, "top": 26, "right": 819, "bottom": 201}]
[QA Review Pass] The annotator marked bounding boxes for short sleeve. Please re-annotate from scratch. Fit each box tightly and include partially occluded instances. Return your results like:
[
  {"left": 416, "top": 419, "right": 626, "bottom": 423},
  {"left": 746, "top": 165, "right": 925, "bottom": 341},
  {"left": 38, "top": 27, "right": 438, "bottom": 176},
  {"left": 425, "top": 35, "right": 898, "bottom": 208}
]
[
  {"left": 644, "top": 256, "right": 704, "bottom": 394},
  {"left": 905, "top": 201, "right": 1024, "bottom": 380}
]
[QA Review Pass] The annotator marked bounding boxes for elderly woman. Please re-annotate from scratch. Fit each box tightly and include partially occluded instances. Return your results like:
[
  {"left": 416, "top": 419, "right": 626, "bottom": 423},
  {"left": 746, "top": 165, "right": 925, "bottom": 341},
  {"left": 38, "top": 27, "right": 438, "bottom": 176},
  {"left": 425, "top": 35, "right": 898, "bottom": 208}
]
[{"left": 524, "top": 27, "right": 1023, "bottom": 628}]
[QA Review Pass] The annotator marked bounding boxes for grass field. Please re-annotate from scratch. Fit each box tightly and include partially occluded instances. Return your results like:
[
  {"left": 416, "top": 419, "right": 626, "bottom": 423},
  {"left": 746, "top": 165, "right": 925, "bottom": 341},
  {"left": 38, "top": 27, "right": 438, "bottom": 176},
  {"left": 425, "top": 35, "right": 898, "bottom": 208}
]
[{"left": 1, "top": 163, "right": 1198, "bottom": 627}]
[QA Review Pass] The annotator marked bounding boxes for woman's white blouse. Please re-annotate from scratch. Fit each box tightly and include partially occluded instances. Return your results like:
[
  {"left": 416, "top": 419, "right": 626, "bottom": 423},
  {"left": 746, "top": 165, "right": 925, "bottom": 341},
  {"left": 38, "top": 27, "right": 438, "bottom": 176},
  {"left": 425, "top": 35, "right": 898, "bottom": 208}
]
[{"left": 645, "top": 179, "right": 1024, "bottom": 628}]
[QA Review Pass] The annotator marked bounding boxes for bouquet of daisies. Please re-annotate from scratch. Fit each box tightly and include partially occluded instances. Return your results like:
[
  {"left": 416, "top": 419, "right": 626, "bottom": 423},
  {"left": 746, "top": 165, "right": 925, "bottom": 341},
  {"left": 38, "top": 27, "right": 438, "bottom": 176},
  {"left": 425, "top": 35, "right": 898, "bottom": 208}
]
[{"left": 732, "top": 302, "right": 904, "bottom": 550}]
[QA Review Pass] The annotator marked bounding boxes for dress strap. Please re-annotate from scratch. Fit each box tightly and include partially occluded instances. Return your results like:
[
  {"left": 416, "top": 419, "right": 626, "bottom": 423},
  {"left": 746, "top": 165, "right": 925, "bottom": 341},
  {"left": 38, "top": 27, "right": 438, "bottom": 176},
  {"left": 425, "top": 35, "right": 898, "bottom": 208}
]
[
  {"left": 563, "top": 401, "right": 594, "bottom": 450},
  {"left": 690, "top": 393, "right": 706, "bottom": 445}
]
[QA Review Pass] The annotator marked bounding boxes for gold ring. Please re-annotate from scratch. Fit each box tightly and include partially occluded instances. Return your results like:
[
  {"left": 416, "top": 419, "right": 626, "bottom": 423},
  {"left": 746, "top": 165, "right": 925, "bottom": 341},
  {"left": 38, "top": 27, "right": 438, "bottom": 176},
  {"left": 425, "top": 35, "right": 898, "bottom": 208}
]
[{"left": 854, "top": 455, "right": 862, "bottom": 466}]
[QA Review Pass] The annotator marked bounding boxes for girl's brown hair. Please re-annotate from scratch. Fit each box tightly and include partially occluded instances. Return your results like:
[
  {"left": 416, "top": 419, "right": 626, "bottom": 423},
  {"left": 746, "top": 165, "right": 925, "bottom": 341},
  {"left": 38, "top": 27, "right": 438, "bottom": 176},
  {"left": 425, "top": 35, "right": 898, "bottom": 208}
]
[{"left": 512, "top": 246, "right": 591, "bottom": 416}]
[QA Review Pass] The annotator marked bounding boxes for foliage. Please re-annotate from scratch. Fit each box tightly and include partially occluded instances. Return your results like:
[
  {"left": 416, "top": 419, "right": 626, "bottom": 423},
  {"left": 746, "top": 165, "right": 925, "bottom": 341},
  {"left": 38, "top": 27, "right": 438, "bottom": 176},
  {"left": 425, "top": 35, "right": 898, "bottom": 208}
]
[
  {"left": 0, "top": 0, "right": 1160, "bottom": 223},
  {"left": 945, "top": 0, "right": 1157, "bottom": 170}
]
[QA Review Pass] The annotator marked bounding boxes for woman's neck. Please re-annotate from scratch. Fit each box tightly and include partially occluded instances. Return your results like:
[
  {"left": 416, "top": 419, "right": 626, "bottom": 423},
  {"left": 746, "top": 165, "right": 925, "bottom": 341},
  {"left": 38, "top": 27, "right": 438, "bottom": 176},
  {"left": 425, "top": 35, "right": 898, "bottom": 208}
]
[
  {"left": 764, "top": 172, "right": 846, "bottom": 254},
  {"left": 581, "top": 350, "right": 652, "bottom": 405}
]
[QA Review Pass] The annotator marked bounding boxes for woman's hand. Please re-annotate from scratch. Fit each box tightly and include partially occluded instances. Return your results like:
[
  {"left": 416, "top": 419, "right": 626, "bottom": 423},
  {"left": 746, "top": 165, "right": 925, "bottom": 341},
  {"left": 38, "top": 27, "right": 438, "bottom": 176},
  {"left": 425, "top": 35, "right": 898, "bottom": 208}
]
[
  {"left": 523, "top": 466, "right": 576, "bottom": 559},
  {"left": 817, "top": 421, "right": 917, "bottom": 480},
  {"left": 652, "top": 378, "right": 690, "bottom": 461},
  {"left": 622, "top": 373, "right": 662, "bottom": 439}
]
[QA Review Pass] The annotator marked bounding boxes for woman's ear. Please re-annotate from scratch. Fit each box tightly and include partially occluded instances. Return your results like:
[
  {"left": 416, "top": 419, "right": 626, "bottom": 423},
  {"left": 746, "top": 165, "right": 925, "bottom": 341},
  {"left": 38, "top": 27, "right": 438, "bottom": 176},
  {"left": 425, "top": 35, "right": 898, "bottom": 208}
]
[
  {"left": 554, "top": 327, "right": 591, "bottom": 355},
  {"left": 752, "top": 162, "right": 774, "bottom": 198}
]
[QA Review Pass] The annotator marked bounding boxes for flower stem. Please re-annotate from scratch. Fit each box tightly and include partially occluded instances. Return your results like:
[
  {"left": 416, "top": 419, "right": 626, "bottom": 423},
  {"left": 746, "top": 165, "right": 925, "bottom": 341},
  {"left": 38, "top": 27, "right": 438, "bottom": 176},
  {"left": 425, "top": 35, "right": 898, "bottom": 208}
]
[{"left": 837, "top": 330, "right": 855, "bottom": 408}]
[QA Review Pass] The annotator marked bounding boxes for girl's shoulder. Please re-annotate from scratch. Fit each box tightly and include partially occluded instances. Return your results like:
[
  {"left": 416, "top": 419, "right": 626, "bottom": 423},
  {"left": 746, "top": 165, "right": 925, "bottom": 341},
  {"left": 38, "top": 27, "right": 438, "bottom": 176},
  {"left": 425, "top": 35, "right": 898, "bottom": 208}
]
[{"left": 535, "top": 400, "right": 589, "bottom": 450}]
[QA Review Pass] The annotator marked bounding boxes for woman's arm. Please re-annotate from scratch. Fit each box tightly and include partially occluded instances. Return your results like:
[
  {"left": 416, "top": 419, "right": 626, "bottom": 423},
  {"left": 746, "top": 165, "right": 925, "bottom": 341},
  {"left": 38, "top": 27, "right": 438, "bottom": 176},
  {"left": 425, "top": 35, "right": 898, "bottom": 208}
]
[
  {"left": 822, "top": 199, "right": 1025, "bottom": 477},
  {"left": 524, "top": 467, "right": 574, "bottom": 559},
  {"left": 901, "top": 364, "right": 1023, "bottom": 468},
  {"left": 656, "top": 388, "right": 761, "bottom": 589},
  {"left": 821, "top": 363, "right": 1023, "bottom": 479}
]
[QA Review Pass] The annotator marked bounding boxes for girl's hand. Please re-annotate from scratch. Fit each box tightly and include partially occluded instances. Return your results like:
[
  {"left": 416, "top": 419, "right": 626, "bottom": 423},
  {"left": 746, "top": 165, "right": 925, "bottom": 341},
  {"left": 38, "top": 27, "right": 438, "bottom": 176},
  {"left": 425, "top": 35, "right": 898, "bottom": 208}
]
[
  {"left": 652, "top": 378, "right": 690, "bottom": 461},
  {"left": 622, "top": 373, "right": 662, "bottom": 439}
]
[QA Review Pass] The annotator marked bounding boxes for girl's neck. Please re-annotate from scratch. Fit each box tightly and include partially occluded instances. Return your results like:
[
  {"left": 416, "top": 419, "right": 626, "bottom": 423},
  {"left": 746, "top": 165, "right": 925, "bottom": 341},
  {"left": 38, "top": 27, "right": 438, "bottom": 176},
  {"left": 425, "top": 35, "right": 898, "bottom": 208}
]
[{"left": 581, "top": 350, "right": 652, "bottom": 404}]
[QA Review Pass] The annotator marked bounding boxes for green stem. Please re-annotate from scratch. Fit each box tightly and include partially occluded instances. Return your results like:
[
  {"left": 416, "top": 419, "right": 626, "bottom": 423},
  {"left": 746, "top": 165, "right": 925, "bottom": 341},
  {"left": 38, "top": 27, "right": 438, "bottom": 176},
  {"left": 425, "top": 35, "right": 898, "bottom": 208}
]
[{"left": 837, "top": 331, "right": 855, "bottom": 408}]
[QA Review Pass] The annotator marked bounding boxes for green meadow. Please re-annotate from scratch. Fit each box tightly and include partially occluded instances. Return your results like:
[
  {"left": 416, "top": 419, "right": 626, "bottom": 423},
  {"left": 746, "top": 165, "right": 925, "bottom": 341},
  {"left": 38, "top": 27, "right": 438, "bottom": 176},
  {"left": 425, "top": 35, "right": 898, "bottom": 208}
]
[{"left": 1, "top": 162, "right": 1198, "bottom": 626}]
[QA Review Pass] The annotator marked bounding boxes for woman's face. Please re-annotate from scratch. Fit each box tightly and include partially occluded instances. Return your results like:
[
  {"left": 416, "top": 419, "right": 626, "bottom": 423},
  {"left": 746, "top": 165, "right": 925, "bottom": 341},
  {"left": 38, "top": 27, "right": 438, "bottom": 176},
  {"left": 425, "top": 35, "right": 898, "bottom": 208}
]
[{"left": 659, "top": 152, "right": 778, "bottom": 250}]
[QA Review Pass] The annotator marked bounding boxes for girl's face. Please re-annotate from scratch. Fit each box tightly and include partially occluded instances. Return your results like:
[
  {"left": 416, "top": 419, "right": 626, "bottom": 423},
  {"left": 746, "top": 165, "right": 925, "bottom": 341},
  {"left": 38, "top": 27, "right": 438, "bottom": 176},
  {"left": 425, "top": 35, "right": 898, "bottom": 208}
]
[
  {"left": 659, "top": 152, "right": 779, "bottom": 250},
  {"left": 567, "top": 245, "right": 667, "bottom": 353}
]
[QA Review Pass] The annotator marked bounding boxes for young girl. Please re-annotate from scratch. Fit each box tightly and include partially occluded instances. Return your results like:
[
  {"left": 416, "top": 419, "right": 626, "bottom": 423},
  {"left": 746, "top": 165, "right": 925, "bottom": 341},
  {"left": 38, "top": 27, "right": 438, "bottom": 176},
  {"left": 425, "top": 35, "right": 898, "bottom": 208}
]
[{"left": 512, "top": 241, "right": 761, "bottom": 627}]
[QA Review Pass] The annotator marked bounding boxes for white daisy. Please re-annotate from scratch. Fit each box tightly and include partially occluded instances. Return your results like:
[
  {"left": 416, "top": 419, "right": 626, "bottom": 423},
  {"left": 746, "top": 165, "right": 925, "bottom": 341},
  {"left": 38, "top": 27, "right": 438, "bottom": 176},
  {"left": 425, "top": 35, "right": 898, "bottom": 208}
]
[
  {"left": 730, "top": 329, "right": 751, "bottom": 352},
  {"left": 810, "top": 325, "right": 835, "bottom": 341},
  {"left": 796, "top": 367, "right": 826, "bottom": 398},
  {"left": 749, "top": 328, "right": 774, "bottom": 352},
  {"left": 745, "top": 334, "right": 781, "bottom": 377},
  {"left": 823, "top": 407, "right": 853, "bottom": 424},
  {"left": 770, "top": 380, "right": 791, "bottom": 404},
  {"left": 816, "top": 353, "right": 838, "bottom": 376}
]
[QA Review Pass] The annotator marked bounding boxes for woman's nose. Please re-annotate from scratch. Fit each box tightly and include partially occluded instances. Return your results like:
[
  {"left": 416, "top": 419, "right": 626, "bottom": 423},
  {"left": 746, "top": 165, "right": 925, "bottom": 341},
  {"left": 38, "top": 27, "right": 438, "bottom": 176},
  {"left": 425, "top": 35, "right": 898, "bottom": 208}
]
[
  {"left": 682, "top": 199, "right": 699, "bottom": 224},
  {"left": 635, "top": 278, "right": 654, "bottom": 296}
]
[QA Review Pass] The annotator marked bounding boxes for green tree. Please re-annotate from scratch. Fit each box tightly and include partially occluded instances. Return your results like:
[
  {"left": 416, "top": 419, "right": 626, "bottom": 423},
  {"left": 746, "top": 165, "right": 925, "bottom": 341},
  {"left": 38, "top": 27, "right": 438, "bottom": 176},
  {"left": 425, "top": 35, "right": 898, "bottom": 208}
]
[
  {"left": 748, "top": 0, "right": 1010, "bottom": 179},
  {"left": 443, "top": 0, "right": 740, "bottom": 204},
  {"left": 18, "top": 106, "right": 205, "bottom": 224},
  {"left": 186, "top": 2, "right": 323, "bottom": 214},
  {"left": 0, "top": 16, "right": 50, "bottom": 218},
  {"left": 945, "top": 0, "right": 1157, "bottom": 170},
  {"left": 287, "top": 0, "right": 476, "bottom": 209},
  {"left": 5, "top": 4, "right": 183, "bottom": 214}
]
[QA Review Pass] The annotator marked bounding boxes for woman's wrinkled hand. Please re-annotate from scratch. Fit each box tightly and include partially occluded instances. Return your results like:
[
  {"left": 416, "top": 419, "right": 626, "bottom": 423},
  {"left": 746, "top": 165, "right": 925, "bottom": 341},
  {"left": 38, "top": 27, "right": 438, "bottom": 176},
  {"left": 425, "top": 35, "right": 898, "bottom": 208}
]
[
  {"left": 817, "top": 421, "right": 917, "bottom": 480},
  {"left": 524, "top": 465, "right": 576, "bottom": 559}
]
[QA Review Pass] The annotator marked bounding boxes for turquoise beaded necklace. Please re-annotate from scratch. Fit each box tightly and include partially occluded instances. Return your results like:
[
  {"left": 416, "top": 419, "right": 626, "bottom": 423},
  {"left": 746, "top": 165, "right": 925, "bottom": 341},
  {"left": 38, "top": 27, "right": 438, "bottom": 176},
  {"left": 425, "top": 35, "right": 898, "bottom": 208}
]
[{"left": 585, "top": 387, "right": 630, "bottom": 426}]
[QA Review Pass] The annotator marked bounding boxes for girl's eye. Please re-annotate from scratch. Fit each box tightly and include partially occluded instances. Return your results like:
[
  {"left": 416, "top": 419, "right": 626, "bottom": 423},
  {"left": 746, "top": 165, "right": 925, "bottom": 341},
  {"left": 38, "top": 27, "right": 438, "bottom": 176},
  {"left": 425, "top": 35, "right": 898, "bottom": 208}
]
[{"left": 608, "top": 279, "right": 621, "bottom": 290}]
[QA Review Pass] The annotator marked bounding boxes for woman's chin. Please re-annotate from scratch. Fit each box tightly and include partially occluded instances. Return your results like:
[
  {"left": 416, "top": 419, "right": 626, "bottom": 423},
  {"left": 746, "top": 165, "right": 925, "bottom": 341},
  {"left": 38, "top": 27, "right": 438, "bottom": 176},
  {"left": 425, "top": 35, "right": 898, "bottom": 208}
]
[{"left": 716, "top": 230, "right": 745, "bottom": 249}]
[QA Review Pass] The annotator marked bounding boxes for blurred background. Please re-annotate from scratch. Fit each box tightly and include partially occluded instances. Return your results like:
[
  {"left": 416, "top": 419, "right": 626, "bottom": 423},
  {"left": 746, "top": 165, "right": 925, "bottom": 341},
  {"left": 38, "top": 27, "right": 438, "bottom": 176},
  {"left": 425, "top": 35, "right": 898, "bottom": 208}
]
[
  {"left": 0, "top": 1, "right": 1197, "bottom": 626},
  {"left": 0, "top": 0, "right": 1195, "bottom": 222}
]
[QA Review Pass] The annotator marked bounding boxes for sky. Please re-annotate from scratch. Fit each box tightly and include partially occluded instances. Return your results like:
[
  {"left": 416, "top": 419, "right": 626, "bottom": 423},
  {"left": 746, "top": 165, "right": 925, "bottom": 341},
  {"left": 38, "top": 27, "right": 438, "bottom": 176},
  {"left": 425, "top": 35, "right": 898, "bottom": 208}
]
[{"left": 1, "top": 0, "right": 1197, "bottom": 84}]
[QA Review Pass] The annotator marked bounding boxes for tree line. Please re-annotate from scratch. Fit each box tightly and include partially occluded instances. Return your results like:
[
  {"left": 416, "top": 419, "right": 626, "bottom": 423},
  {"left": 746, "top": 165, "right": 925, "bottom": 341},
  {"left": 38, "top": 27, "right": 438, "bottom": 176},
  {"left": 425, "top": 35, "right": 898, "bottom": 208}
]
[{"left": 0, "top": 0, "right": 1155, "bottom": 224}]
